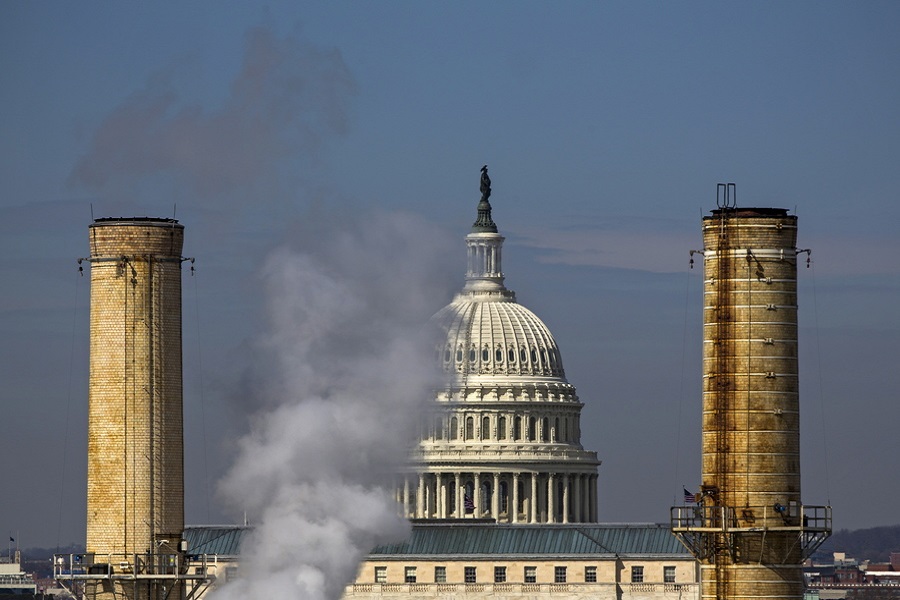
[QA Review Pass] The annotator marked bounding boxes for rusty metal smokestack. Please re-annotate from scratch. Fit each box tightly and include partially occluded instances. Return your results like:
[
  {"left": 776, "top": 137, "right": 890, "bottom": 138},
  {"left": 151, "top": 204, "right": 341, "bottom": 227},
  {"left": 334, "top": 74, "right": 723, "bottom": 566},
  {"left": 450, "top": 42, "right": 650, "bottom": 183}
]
[{"left": 673, "top": 187, "right": 831, "bottom": 600}]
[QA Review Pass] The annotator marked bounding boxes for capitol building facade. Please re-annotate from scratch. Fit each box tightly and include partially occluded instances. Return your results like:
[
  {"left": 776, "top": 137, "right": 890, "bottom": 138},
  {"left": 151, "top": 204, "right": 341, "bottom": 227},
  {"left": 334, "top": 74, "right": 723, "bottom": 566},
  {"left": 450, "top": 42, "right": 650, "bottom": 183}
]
[{"left": 338, "top": 173, "right": 698, "bottom": 599}]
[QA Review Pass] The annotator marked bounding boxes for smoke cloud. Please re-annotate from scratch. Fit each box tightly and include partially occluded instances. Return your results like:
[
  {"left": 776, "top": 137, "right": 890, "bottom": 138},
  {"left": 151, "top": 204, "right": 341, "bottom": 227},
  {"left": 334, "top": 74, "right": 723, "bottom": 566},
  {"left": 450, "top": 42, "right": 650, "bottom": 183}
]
[
  {"left": 68, "top": 24, "right": 356, "bottom": 209},
  {"left": 209, "top": 211, "right": 455, "bottom": 600}
]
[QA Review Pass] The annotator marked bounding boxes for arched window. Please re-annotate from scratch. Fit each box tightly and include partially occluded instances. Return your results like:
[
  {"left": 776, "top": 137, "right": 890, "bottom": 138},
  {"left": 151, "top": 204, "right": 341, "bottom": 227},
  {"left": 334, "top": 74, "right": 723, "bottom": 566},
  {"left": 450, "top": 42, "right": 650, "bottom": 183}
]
[
  {"left": 495, "top": 347, "right": 504, "bottom": 363},
  {"left": 520, "top": 347, "right": 527, "bottom": 363},
  {"left": 450, "top": 417, "right": 458, "bottom": 440},
  {"left": 528, "top": 417, "right": 536, "bottom": 441},
  {"left": 481, "top": 347, "right": 490, "bottom": 362},
  {"left": 531, "top": 348, "right": 537, "bottom": 364},
  {"left": 541, "top": 417, "right": 549, "bottom": 442},
  {"left": 514, "top": 417, "right": 522, "bottom": 440},
  {"left": 468, "top": 347, "right": 476, "bottom": 363},
  {"left": 465, "top": 417, "right": 474, "bottom": 440},
  {"left": 434, "top": 416, "right": 443, "bottom": 440},
  {"left": 508, "top": 347, "right": 516, "bottom": 363},
  {"left": 481, "top": 416, "right": 491, "bottom": 440},
  {"left": 500, "top": 481, "right": 509, "bottom": 514},
  {"left": 498, "top": 416, "right": 507, "bottom": 440},
  {"left": 481, "top": 481, "right": 491, "bottom": 513},
  {"left": 554, "top": 417, "right": 560, "bottom": 442}
]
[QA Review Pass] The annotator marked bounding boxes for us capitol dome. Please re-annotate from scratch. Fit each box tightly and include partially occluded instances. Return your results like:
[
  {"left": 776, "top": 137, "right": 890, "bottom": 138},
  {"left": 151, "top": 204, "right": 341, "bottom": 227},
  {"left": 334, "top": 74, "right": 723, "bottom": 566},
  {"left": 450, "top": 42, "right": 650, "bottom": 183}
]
[{"left": 399, "top": 168, "right": 601, "bottom": 524}]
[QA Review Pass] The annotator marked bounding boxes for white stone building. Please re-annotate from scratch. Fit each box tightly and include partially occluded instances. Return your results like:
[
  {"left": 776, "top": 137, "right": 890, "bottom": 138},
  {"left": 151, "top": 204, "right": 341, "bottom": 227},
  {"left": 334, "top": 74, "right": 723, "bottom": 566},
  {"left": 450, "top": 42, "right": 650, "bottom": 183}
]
[{"left": 399, "top": 172, "right": 600, "bottom": 524}]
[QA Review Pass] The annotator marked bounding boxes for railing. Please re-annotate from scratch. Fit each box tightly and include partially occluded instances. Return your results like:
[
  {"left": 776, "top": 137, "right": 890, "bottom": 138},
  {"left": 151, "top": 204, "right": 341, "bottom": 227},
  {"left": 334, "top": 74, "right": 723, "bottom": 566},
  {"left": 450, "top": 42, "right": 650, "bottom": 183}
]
[
  {"left": 671, "top": 503, "right": 831, "bottom": 532},
  {"left": 346, "top": 582, "right": 697, "bottom": 596},
  {"left": 54, "top": 552, "right": 217, "bottom": 581},
  {"left": 670, "top": 504, "right": 832, "bottom": 561}
]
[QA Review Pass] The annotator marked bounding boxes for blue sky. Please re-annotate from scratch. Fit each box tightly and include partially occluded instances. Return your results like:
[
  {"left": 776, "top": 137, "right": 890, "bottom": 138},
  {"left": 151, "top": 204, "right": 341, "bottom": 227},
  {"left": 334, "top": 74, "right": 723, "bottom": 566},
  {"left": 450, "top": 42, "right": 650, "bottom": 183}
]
[{"left": 1, "top": 2, "right": 898, "bottom": 548}]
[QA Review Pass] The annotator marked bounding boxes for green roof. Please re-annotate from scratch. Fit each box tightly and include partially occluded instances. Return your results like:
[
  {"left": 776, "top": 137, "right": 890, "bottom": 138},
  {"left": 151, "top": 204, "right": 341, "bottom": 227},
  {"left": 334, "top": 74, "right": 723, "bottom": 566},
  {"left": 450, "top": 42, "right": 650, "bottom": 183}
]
[
  {"left": 371, "top": 523, "right": 689, "bottom": 557},
  {"left": 183, "top": 526, "right": 249, "bottom": 556},
  {"left": 182, "top": 523, "right": 689, "bottom": 559}
]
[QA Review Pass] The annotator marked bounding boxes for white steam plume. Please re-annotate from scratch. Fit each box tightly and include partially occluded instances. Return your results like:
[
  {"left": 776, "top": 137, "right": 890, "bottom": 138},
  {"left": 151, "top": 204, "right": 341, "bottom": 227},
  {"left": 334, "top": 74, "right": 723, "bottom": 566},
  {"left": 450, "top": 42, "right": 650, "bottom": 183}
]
[{"left": 209, "top": 211, "right": 455, "bottom": 600}]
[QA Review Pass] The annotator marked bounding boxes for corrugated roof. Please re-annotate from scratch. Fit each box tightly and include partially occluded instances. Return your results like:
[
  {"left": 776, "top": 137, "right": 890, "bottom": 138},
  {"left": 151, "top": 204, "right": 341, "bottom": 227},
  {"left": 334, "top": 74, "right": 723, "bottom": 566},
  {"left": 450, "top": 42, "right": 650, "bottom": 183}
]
[
  {"left": 371, "top": 523, "right": 689, "bottom": 557},
  {"left": 183, "top": 526, "right": 248, "bottom": 556}
]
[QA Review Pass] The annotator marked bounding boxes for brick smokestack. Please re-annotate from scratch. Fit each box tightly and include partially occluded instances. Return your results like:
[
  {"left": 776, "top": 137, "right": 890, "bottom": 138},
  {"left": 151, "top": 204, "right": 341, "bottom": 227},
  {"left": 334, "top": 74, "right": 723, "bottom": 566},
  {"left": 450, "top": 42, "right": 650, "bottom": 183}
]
[{"left": 86, "top": 218, "right": 185, "bottom": 600}]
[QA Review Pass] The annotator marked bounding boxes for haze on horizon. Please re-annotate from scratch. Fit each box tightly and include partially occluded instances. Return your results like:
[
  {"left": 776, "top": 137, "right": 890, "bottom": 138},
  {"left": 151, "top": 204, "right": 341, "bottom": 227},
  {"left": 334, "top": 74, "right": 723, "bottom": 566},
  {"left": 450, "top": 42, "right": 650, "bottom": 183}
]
[{"left": 1, "top": 2, "right": 898, "bottom": 549}]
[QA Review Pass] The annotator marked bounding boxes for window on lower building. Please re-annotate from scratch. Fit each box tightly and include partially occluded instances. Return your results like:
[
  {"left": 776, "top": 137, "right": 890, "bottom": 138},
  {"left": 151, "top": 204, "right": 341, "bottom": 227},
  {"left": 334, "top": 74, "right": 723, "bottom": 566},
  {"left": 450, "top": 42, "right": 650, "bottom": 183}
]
[
  {"left": 555, "top": 566, "right": 567, "bottom": 583},
  {"left": 631, "top": 566, "right": 644, "bottom": 583},
  {"left": 664, "top": 566, "right": 676, "bottom": 583},
  {"left": 494, "top": 566, "right": 506, "bottom": 583},
  {"left": 374, "top": 566, "right": 386, "bottom": 583},
  {"left": 434, "top": 566, "right": 446, "bottom": 583},
  {"left": 585, "top": 566, "right": 597, "bottom": 583},
  {"left": 404, "top": 566, "right": 416, "bottom": 583},
  {"left": 524, "top": 566, "right": 537, "bottom": 583},
  {"left": 464, "top": 566, "right": 477, "bottom": 583}
]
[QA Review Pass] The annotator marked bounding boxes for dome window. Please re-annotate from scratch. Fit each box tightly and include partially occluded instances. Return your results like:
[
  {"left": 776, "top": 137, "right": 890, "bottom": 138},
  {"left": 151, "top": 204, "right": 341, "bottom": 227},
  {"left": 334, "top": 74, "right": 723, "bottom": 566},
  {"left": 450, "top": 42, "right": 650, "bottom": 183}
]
[
  {"left": 495, "top": 348, "right": 504, "bottom": 363},
  {"left": 508, "top": 347, "right": 516, "bottom": 363},
  {"left": 468, "top": 348, "right": 476, "bottom": 362},
  {"left": 530, "top": 348, "right": 537, "bottom": 364},
  {"left": 540, "top": 348, "right": 547, "bottom": 364},
  {"left": 456, "top": 348, "right": 463, "bottom": 363},
  {"left": 520, "top": 348, "right": 527, "bottom": 363},
  {"left": 444, "top": 347, "right": 452, "bottom": 363},
  {"left": 481, "top": 348, "right": 490, "bottom": 362}
]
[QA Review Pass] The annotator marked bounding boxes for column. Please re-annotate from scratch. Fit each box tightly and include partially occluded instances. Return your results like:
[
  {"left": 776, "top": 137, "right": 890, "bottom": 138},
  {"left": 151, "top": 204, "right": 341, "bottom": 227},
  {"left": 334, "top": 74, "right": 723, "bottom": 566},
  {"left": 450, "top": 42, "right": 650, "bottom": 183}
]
[
  {"left": 584, "top": 475, "right": 591, "bottom": 522},
  {"left": 454, "top": 472, "right": 462, "bottom": 519},
  {"left": 590, "top": 474, "right": 598, "bottom": 521},
  {"left": 512, "top": 473, "right": 520, "bottom": 524},
  {"left": 474, "top": 473, "right": 481, "bottom": 518},
  {"left": 573, "top": 475, "right": 582, "bottom": 523},
  {"left": 492, "top": 472, "right": 500, "bottom": 520},
  {"left": 562, "top": 474, "right": 570, "bottom": 524},
  {"left": 403, "top": 477, "right": 410, "bottom": 518},
  {"left": 417, "top": 473, "right": 425, "bottom": 519},
  {"left": 530, "top": 473, "right": 538, "bottom": 523},
  {"left": 548, "top": 474, "right": 556, "bottom": 523},
  {"left": 436, "top": 473, "right": 444, "bottom": 519}
]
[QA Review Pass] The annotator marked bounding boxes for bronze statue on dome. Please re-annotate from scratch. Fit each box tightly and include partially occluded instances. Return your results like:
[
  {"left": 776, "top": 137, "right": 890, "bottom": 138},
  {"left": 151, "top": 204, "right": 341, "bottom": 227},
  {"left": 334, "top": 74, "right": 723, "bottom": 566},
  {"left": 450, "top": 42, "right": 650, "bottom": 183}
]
[{"left": 480, "top": 165, "right": 491, "bottom": 202}]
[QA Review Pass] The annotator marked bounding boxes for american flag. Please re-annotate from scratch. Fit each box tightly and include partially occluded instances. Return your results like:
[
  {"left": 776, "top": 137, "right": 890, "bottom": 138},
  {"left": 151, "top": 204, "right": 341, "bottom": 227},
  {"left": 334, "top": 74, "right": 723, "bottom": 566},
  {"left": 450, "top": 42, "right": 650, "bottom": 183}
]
[
  {"left": 683, "top": 489, "right": 697, "bottom": 504},
  {"left": 463, "top": 493, "right": 475, "bottom": 513}
]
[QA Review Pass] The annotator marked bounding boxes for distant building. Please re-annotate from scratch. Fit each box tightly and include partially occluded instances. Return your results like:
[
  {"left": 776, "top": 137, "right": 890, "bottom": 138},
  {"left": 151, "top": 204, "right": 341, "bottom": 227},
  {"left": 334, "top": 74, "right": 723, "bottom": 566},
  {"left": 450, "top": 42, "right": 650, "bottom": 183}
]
[{"left": 0, "top": 552, "right": 38, "bottom": 596}]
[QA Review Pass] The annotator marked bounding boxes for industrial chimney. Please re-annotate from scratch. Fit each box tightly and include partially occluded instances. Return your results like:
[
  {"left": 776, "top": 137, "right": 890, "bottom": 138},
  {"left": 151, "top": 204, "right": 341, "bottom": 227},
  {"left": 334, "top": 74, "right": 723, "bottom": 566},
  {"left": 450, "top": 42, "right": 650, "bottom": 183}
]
[
  {"left": 672, "top": 186, "right": 831, "bottom": 600},
  {"left": 85, "top": 217, "right": 186, "bottom": 600}
]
